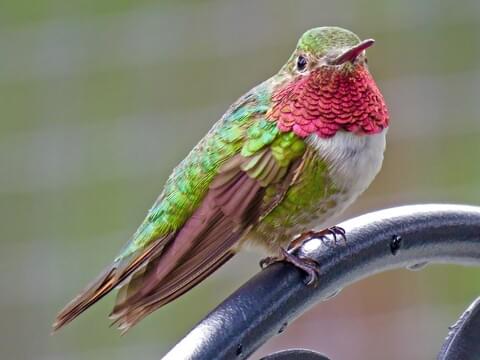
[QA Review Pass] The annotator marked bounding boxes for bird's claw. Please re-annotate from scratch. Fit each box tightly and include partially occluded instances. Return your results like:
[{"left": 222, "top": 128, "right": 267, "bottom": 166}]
[
  {"left": 259, "top": 247, "right": 320, "bottom": 287},
  {"left": 326, "top": 225, "right": 347, "bottom": 245},
  {"left": 259, "top": 256, "right": 279, "bottom": 269},
  {"left": 287, "top": 226, "right": 347, "bottom": 251},
  {"left": 279, "top": 247, "right": 320, "bottom": 286},
  {"left": 260, "top": 227, "right": 345, "bottom": 286}
]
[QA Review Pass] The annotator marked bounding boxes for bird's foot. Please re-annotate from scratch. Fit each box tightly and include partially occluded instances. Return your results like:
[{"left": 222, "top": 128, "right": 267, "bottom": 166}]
[
  {"left": 260, "top": 247, "right": 320, "bottom": 287},
  {"left": 259, "top": 227, "right": 346, "bottom": 286},
  {"left": 259, "top": 255, "right": 279, "bottom": 269},
  {"left": 287, "top": 226, "right": 346, "bottom": 251}
]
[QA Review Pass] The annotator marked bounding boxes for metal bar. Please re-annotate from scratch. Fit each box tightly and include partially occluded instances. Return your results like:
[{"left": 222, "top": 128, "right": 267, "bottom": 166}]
[
  {"left": 162, "top": 204, "right": 480, "bottom": 360},
  {"left": 438, "top": 296, "right": 480, "bottom": 360},
  {"left": 259, "top": 349, "right": 331, "bottom": 360}
]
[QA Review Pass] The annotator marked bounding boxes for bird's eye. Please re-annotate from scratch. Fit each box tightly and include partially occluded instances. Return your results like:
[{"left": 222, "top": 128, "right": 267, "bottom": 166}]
[{"left": 296, "top": 55, "right": 308, "bottom": 72}]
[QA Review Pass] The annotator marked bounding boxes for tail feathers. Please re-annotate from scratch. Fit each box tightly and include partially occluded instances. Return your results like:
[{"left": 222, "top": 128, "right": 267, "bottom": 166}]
[
  {"left": 52, "top": 236, "right": 172, "bottom": 333},
  {"left": 108, "top": 250, "right": 235, "bottom": 333},
  {"left": 111, "top": 260, "right": 153, "bottom": 314},
  {"left": 52, "top": 265, "right": 118, "bottom": 332}
]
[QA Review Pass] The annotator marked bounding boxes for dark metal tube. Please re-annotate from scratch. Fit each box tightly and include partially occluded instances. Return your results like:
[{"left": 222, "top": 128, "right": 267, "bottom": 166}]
[
  {"left": 162, "top": 204, "right": 480, "bottom": 360},
  {"left": 438, "top": 296, "right": 480, "bottom": 360}
]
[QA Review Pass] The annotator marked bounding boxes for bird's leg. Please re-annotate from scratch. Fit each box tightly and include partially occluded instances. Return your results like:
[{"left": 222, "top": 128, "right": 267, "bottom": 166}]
[
  {"left": 259, "top": 226, "right": 346, "bottom": 286},
  {"left": 260, "top": 248, "right": 320, "bottom": 286},
  {"left": 288, "top": 226, "right": 346, "bottom": 251}
]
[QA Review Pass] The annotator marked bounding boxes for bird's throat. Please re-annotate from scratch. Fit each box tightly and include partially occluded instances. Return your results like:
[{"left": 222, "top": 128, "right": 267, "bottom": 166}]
[{"left": 268, "top": 66, "right": 389, "bottom": 138}]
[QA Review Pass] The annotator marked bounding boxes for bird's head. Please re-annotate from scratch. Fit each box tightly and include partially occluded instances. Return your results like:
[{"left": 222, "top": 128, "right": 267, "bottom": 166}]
[{"left": 268, "top": 27, "right": 389, "bottom": 138}]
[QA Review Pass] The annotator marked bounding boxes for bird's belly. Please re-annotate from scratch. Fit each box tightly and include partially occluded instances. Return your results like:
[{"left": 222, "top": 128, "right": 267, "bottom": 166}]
[
  {"left": 243, "top": 188, "right": 355, "bottom": 254},
  {"left": 242, "top": 131, "right": 386, "bottom": 254}
]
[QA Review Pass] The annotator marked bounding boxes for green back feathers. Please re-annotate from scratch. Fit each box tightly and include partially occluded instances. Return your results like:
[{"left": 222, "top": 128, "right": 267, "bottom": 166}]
[
  {"left": 120, "top": 114, "right": 248, "bottom": 258},
  {"left": 241, "top": 120, "right": 279, "bottom": 157},
  {"left": 118, "top": 83, "right": 307, "bottom": 259},
  {"left": 116, "top": 27, "right": 364, "bottom": 260}
]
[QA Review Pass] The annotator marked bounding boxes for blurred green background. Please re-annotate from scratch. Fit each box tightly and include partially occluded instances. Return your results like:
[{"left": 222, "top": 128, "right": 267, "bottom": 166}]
[{"left": 1, "top": 0, "right": 480, "bottom": 359}]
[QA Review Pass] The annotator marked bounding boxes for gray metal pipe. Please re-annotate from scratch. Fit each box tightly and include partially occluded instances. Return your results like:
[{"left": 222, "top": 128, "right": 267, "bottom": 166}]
[
  {"left": 438, "top": 296, "right": 480, "bottom": 360},
  {"left": 162, "top": 204, "right": 480, "bottom": 360}
]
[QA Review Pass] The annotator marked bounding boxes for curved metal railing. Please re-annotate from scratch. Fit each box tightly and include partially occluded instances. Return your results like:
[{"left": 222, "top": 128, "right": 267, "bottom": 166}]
[{"left": 162, "top": 204, "right": 480, "bottom": 360}]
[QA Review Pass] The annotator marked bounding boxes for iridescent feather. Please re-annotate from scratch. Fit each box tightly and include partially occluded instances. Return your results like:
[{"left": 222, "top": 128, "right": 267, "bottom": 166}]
[{"left": 53, "top": 26, "right": 389, "bottom": 332}]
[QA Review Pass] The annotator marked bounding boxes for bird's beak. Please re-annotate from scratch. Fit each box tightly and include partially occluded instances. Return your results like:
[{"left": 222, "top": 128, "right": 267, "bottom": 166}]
[{"left": 330, "top": 39, "right": 375, "bottom": 65}]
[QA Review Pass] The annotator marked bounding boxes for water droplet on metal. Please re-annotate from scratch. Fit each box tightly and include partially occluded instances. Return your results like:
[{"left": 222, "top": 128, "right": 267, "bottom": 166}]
[
  {"left": 390, "top": 235, "right": 402, "bottom": 255},
  {"left": 407, "top": 262, "right": 429, "bottom": 271}
]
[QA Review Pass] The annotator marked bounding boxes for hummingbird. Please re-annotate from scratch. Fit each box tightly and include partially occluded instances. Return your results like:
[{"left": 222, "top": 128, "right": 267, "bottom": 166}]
[{"left": 53, "top": 26, "right": 389, "bottom": 333}]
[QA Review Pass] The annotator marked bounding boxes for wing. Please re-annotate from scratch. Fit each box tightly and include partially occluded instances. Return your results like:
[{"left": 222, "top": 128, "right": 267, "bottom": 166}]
[
  {"left": 53, "top": 85, "right": 307, "bottom": 332},
  {"left": 109, "top": 145, "right": 305, "bottom": 331}
]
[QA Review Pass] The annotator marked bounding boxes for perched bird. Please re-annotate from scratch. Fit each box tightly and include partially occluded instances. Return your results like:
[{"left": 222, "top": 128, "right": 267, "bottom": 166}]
[{"left": 53, "top": 26, "right": 389, "bottom": 333}]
